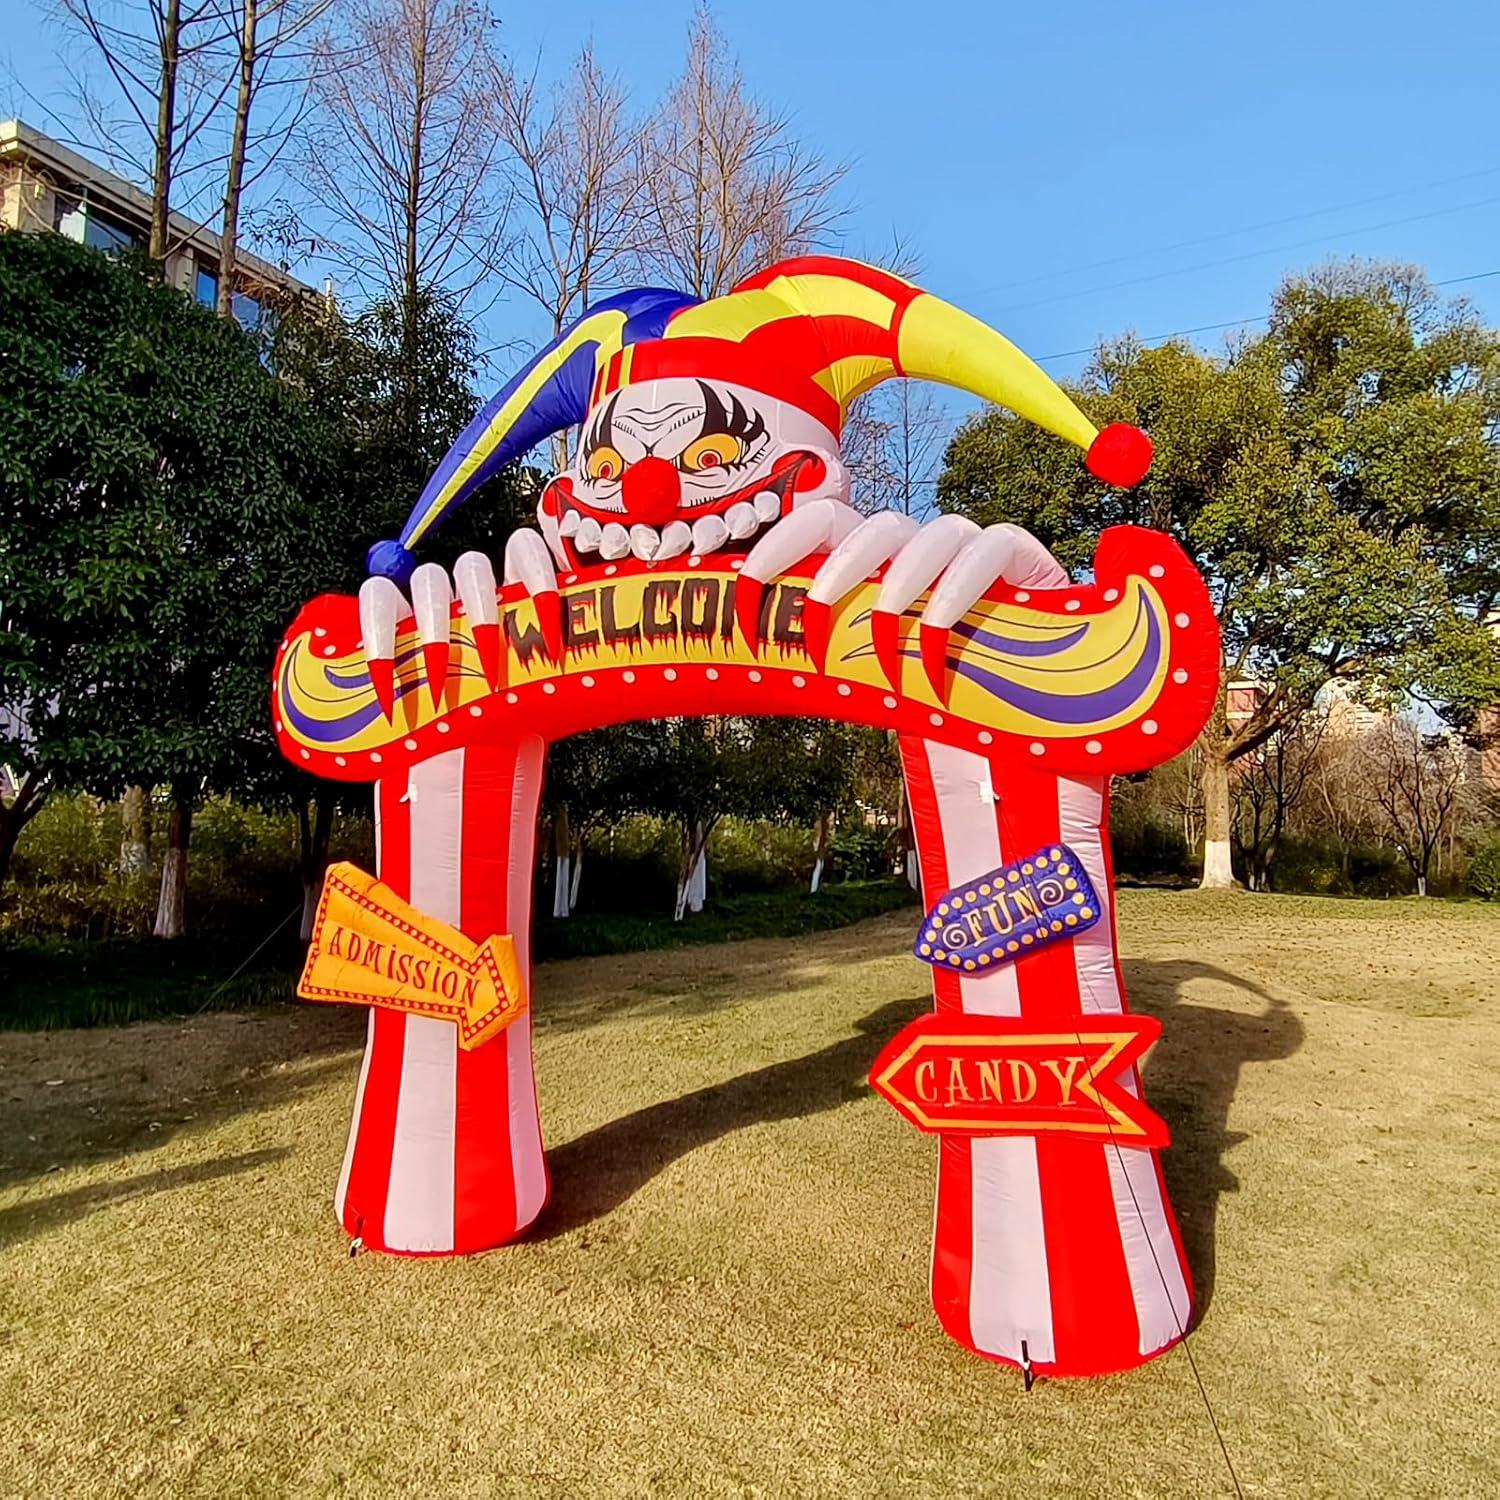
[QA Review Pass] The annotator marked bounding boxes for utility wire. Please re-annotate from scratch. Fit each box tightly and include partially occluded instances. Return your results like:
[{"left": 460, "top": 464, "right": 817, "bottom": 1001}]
[
  {"left": 1032, "top": 268, "right": 1500, "bottom": 365},
  {"left": 992, "top": 195, "right": 1500, "bottom": 317},
  {"left": 981, "top": 164, "right": 1500, "bottom": 294}
]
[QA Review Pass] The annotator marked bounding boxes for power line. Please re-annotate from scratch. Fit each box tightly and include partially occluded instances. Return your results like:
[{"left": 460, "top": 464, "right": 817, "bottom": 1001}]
[
  {"left": 1032, "top": 268, "right": 1500, "bottom": 365},
  {"left": 993, "top": 195, "right": 1500, "bottom": 317},
  {"left": 979, "top": 165, "right": 1500, "bottom": 295}
]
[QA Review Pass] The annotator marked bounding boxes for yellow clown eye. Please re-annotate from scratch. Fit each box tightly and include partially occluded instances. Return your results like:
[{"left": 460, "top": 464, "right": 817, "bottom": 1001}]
[
  {"left": 679, "top": 432, "right": 744, "bottom": 473},
  {"left": 586, "top": 445, "right": 624, "bottom": 482}
]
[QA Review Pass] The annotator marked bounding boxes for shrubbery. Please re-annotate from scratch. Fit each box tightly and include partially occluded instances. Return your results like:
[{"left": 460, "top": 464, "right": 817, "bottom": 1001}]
[{"left": 1470, "top": 841, "right": 1500, "bottom": 901}]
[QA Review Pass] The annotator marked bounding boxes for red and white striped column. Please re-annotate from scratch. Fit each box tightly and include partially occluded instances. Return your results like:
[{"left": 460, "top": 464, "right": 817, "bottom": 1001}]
[
  {"left": 899, "top": 736, "right": 1193, "bottom": 1377},
  {"left": 333, "top": 738, "right": 550, "bottom": 1254}
]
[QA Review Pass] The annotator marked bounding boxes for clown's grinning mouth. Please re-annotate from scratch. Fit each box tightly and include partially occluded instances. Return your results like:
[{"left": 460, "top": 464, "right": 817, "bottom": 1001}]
[{"left": 562, "top": 489, "right": 785, "bottom": 564}]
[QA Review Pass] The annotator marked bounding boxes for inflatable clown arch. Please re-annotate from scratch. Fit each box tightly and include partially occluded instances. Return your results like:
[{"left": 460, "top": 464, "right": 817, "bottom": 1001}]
[{"left": 275, "top": 258, "right": 1221, "bottom": 1380}]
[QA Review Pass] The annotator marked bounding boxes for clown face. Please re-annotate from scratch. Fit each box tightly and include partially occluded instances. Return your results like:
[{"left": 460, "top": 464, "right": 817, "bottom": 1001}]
[{"left": 537, "top": 377, "right": 844, "bottom": 567}]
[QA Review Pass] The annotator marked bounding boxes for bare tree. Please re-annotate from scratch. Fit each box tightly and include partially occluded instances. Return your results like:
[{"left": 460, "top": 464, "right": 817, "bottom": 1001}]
[
  {"left": 494, "top": 45, "right": 643, "bottom": 466},
  {"left": 304, "top": 0, "right": 507, "bottom": 409},
  {"left": 1362, "top": 717, "right": 1470, "bottom": 896},
  {"left": 52, "top": 0, "right": 232, "bottom": 263},
  {"left": 214, "top": 0, "right": 333, "bottom": 319},
  {"left": 632, "top": 5, "right": 846, "bottom": 299},
  {"left": 1232, "top": 711, "right": 1326, "bottom": 890},
  {"left": 843, "top": 381, "right": 948, "bottom": 516},
  {"left": 495, "top": 47, "right": 642, "bottom": 335}
]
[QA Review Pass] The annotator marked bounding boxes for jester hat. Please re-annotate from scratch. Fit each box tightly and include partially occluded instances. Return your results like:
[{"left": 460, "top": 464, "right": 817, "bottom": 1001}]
[{"left": 367, "top": 256, "right": 1152, "bottom": 583}]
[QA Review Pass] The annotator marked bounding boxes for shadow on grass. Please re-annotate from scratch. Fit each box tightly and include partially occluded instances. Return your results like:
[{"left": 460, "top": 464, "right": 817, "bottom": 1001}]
[
  {"left": 533, "top": 995, "right": 926, "bottom": 1240},
  {"left": 1124, "top": 958, "right": 1303, "bottom": 1319},
  {"left": 0, "top": 1148, "right": 289, "bottom": 1249},
  {"left": 536, "top": 959, "right": 1302, "bottom": 1328}
]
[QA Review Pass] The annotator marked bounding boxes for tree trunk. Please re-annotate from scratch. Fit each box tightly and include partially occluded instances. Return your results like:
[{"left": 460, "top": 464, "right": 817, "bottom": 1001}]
[
  {"left": 120, "top": 784, "right": 151, "bottom": 875},
  {"left": 551, "top": 804, "right": 571, "bottom": 919},
  {"left": 1198, "top": 672, "right": 1237, "bottom": 891},
  {"left": 153, "top": 792, "right": 193, "bottom": 938},
  {"left": 149, "top": 0, "right": 182, "bottom": 267},
  {"left": 1199, "top": 745, "right": 1236, "bottom": 889},
  {"left": 688, "top": 834, "right": 707, "bottom": 913},
  {"left": 217, "top": 0, "right": 259, "bottom": 320},
  {"left": 1417, "top": 873, "right": 1428, "bottom": 898},
  {"left": 674, "top": 819, "right": 711, "bottom": 921},
  {"left": 0, "top": 769, "right": 51, "bottom": 891},
  {"left": 298, "top": 790, "right": 335, "bottom": 941},
  {"left": 809, "top": 809, "right": 831, "bottom": 893},
  {"left": 568, "top": 841, "right": 584, "bottom": 912}
]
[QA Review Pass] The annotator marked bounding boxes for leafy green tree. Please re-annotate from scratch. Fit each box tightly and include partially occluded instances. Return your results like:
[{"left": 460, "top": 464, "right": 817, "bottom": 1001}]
[
  {"left": 0, "top": 230, "right": 340, "bottom": 929},
  {"left": 938, "top": 259, "right": 1500, "bottom": 887},
  {"left": 266, "top": 289, "right": 535, "bottom": 926}
]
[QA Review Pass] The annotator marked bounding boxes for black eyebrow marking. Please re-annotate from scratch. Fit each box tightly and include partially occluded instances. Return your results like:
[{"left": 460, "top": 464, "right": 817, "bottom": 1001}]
[
  {"left": 583, "top": 391, "right": 621, "bottom": 461},
  {"left": 696, "top": 380, "right": 767, "bottom": 451}
]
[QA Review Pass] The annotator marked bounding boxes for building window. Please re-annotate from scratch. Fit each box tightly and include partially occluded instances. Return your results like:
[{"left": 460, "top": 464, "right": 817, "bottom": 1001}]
[
  {"left": 83, "top": 206, "right": 141, "bottom": 253},
  {"left": 196, "top": 266, "right": 219, "bottom": 308}
]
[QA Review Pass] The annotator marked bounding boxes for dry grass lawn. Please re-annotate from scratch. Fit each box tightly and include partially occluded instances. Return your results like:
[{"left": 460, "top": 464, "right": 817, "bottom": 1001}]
[{"left": 2, "top": 891, "right": 1498, "bottom": 1497}]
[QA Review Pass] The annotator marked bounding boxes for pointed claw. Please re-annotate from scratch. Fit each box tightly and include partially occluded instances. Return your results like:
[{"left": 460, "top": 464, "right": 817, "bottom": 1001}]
[
  {"left": 801, "top": 597, "right": 831, "bottom": 671},
  {"left": 871, "top": 609, "right": 903, "bottom": 691},
  {"left": 471, "top": 621, "right": 504, "bottom": 692},
  {"left": 734, "top": 575, "right": 766, "bottom": 657},
  {"left": 920, "top": 622, "right": 952, "bottom": 703},
  {"left": 534, "top": 590, "right": 563, "bottom": 661},
  {"left": 368, "top": 656, "right": 396, "bottom": 721}
]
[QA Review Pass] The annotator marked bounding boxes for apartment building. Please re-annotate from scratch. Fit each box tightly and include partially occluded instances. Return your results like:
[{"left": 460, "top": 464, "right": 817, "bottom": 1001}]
[{"left": 0, "top": 117, "right": 315, "bottom": 334}]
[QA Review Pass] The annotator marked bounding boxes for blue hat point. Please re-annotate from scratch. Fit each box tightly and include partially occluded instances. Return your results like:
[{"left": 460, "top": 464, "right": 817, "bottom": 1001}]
[{"left": 367, "top": 538, "right": 417, "bottom": 586}]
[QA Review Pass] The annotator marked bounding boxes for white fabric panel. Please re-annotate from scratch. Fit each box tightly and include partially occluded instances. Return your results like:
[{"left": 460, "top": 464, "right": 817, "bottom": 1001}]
[
  {"left": 1056, "top": 774, "right": 1191, "bottom": 1353},
  {"left": 506, "top": 735, "right": 549, "bottom": 1227},
  {"left": 385, "top": 751, "right": 464, "bottom": 1252},
  {"left": 334, "top": 1008, "right": 375, "bottom": 1222},
  {"left": 921, "top": 739, "right": 1053, "bottom": 1365}
]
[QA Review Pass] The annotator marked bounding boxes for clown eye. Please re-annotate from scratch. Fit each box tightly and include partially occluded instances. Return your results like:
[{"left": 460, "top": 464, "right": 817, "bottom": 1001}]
[
  {"left": 679, "top": 432, "right": 744, "bottom": 473},
  {"left": 586, "top": 445, "right": 624, "bottom": 482}
]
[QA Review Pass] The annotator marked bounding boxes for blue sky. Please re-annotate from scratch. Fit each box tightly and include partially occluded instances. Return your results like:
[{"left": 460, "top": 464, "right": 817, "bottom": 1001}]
[{"left": 7, "top": 0, "right": 1500, "bottom": 394}]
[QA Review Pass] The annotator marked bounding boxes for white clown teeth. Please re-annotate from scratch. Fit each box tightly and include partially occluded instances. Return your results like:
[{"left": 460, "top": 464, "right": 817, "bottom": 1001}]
[
  {"left": 656, "top": 520, "right": 692, "bottom": 559},
  {"left": 629, "top": 524, "right": 660, "bottom": 561},
  {"left": 575, "top": 517, "right": 603, "bottom": 552},
  {"left": 599, "top": 521, "right": 631, "bottom": 560},
  {"left": 691, "top": 513, "right": 729, "bottom": 555},
  {"left": 725, "top": 500, "right": 760, "bottom": 539},
  {"left": 558, "top": 509, "right": 581, "bottom": 537},
  {"left": 753, "top": 490, "right": 781, "bottom": 522}
]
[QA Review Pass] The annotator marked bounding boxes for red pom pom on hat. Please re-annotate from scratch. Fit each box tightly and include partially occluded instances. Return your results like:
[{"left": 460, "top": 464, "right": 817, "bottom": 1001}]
[{"left": 1085, "top": 423, "right": 1153, "bottom": 488}]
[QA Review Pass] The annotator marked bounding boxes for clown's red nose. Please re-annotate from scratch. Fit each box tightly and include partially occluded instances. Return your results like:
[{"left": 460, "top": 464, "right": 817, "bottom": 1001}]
[{"left": 619, "top": 455, "right": 681, "bottom": 526}]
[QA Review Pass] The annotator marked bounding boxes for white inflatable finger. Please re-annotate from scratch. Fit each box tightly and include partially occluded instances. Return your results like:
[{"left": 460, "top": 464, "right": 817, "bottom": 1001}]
[
  {"left": 453, "top": 551, "right": 498, "bottom": 627},
  {"left": 503, "top": 527, "right": 559, "bottom": 594},
  {"left": 358, "top": 574, "right": 411, "bottom": 659},
  {"left": 875, "top": 513, "right": 980, "bottom": 614},
  {"left": 410, "top": 563, "right": 453, "bottom": 648},
  {"left": 807, "top": 510, "right": 920, "bottom": 605},
  {"left": 741, "top": 499, "right": 836, "bottom": 583}
]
